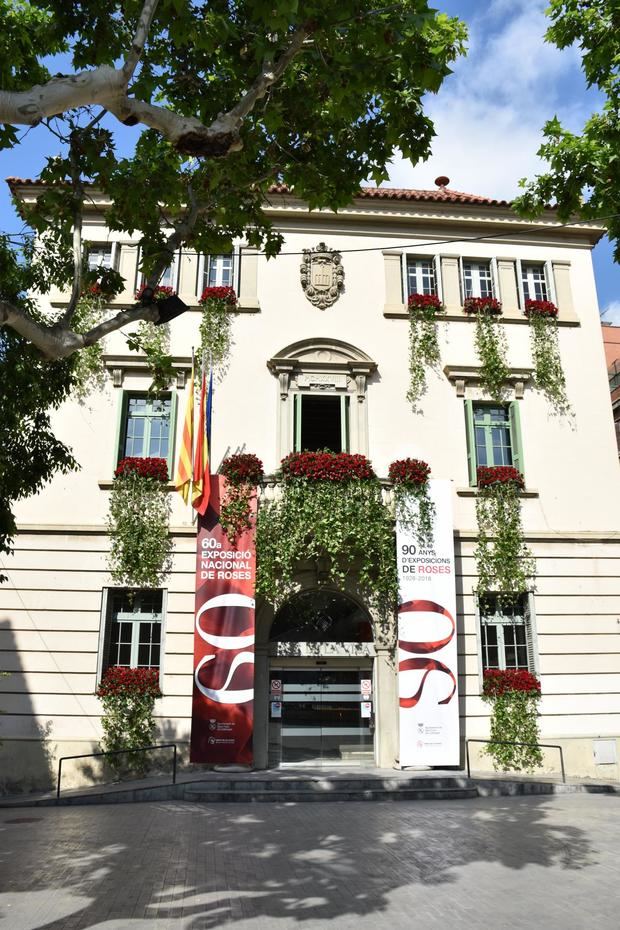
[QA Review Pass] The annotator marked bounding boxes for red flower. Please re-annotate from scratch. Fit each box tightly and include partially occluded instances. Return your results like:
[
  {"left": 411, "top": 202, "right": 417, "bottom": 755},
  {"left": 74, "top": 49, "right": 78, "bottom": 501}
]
[
  {"left": 199, "top": 286, "right": 238, "bottom": 307},
  {"left": 408, "top": 293, "right": 444, "bottom": 313},
  {"left": 463, "top": 296, "right": 502, "bottom": 315},
  {"left": 524, "top": 299, "right": 558, "bottom": 318},
  {"left": 135, "top": 284, "right": 177, "bottom": 302},
  {"left": 96, "top": 666, "right": 162, "bottom": 698},
  {"left": 280, "top": 451, "right": 376, "bottom": 483},
  {"left": 220, "top": 453, "right": 264, "bottom": 485},
  {"left": 483, "top": 668, "right": 541, "bottom": 697},
  {"left": 388, "top": 458, "right": 431, "bottom": 486},
  {"left": 477, "top": 465, "right": 524, "bottom": 490},
  {"left": 115, "top": 457, "right": 169, "bottom": 482}
]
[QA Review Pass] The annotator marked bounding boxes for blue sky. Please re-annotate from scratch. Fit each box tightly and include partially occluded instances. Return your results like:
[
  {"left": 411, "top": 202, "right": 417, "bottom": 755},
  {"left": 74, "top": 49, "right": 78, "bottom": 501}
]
[{"left": 1, "top": 0, "right": 619, "bottom": 319}]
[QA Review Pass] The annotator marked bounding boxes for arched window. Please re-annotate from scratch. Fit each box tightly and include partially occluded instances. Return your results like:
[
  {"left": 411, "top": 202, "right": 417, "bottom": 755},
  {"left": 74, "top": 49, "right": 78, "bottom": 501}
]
[{"left": 270, "top": 589, "right": 373, "bottom": 643}]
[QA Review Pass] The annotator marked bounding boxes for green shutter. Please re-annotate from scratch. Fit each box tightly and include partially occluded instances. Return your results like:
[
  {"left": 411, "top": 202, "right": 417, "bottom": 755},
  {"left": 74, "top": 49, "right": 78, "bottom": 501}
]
[
  {"left": 524, "top": 596, "right": 539, "bottom": 675},
  {"left": 464, "top": 400, "right": 477, "bottom": 486},
  {"left": 294, "top": 394, "right": 302, "bottom": 451},
  {"left": 114, "top": 391, "right": 130, "bottom": 471},
  {"left": 508, "top": 401, "right": 524, "bottom": 477},
  {"left": 167, "top": 391, "right": 178, "bottom": 478},
  {"left": 340, "top": 395, "right": 349, "bottom": 452}
]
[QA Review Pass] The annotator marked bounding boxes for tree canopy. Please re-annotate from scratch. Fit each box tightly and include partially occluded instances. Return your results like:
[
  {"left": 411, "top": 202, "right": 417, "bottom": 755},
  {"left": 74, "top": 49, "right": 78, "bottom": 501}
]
[
  {"left": 514, "top": 0, "right": 620, "bottom": 259},
  {"left": 0, "top": 0, "right": 466, "bottom": 564}
]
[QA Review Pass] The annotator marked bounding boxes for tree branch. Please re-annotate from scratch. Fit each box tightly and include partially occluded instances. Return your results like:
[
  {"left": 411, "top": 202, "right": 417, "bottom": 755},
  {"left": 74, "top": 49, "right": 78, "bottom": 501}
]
[
  {"left": 123, "top": 0, "right": 161, "bottom": 81},
  {"left": 0, "top": 67, "right": 126, "bottom": 125}
]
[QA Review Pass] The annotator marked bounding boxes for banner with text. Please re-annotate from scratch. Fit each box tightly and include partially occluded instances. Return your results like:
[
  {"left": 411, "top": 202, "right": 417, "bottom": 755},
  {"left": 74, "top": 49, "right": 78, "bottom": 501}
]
[
  {"left": 396, "top": 479, "right": 459, "bottom": 767},
  {"left": 190, "top": 475, "right": 256, "bottom": 764}
]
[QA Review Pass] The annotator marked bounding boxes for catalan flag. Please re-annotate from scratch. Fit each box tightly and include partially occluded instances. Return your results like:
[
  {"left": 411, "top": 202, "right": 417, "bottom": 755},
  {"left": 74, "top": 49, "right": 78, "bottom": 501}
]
[
  {"left": 174, "top": 360, "right": 194, "bottom": 504},
  {"left": 192, "top": 368, "right": 211, "bottom": 515}
]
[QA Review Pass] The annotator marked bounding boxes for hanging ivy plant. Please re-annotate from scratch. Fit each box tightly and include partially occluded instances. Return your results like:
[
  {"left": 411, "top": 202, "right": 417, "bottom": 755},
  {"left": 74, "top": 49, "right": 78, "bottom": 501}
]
[
  {"left": 198, "top": 285, "right": 238, "bottom": 374},
  {"left": 127, "top": 285, "right": 177, "bottom": 394},
  {"left": 219, "top": 453, "right": 264, "bottom": 543},
  {"left": 256, "top": 452, "right": 397, "bottom": 616},
  {"left": 406, "top": 293, "right": 444, "bottom": 408},
  {"left": 388, "top": 457, "right": 435, "bottom": 547},
  {"left": 525, "top": 299, "right": 569, "bottom": 413},
  {"left": 96, "top": 666, "right": 162, "bottom": 777},
  {"left": 464, "top": 297, "right": 509, "bottom": 401},
  {"left": 481, "top": 668, "right": 543, "bottom": 772},
  {"left": 107, "top": 457, "right": 173, "bottom": 588},
  {"left": 475, "top": 466, "right": 535, "bottom": 605}
]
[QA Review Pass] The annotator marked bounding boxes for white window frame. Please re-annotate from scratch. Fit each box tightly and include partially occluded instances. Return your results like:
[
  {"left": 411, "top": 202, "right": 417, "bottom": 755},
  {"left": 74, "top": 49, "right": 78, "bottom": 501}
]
[
  {"left": 293, "top": 392, "right": 350, "bottom": 453},
  {"left": 403, "top": 254, "right": 442, "bottom": 301},
  {"left": 135, "top": 247, "right": 180, "bottom": 292},
  {"left": 197, "top": 252, "right": 237, "bottom": 297},
  {"left": 475, "top": 592, "right": 539, "bottom": 686},
  {"left": 516, "top": 259, "right": 556, "bottom": 308},
  {"left": 96, "top": 588, "right": 167, "bottom": 686},
  {"left": 85, "top": 241, "right": 118, "bottom": 272},
  {"left": 460, "top": 257, "right": 497, "bottom": 301}
]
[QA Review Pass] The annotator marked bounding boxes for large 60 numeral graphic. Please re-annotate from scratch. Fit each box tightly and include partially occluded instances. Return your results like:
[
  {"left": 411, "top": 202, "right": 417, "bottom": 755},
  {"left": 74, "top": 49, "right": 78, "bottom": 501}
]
[
  {"left": 194, "top": 593, "right": 255, "bottom": 704},
  {"left": 398, "top": 599, "right": 456, "bottom": 709}
]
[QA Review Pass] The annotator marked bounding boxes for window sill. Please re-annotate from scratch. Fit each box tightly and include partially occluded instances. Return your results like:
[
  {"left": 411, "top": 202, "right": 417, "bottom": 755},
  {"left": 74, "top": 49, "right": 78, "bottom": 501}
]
[
  {"left": 457, "top": 487, "right": 539, "bottom": 498},
  {"left": 98, "top": 479, "right": 177, "bottom": 491},
  {"left": 383, "top": 304, "right": 580, "bottom": 326}
]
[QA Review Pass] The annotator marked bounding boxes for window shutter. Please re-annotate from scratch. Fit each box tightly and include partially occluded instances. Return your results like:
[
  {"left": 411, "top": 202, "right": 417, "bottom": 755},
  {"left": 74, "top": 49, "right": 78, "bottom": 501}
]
[
  {"left": 464, "top": 400, "right": 477, "bottom": 486},
  {"left": 490, "top": 258, "right": 499, "bottom": 300},
  {"left": 525, "top": 594, "right": 540, "bottom": 675},
  {"left": 508, "top": 401, "right": 524, "bottom": 477},
  {"left": 114, "top": 391, "right": 130, "bottom": 471},
  {"left": 167, "top": 391, "right": 178, "bottom": 478},
  {"left": 340, "top": 395, "right": 349, "bottom": 452},
  {"left": 294, "top": 394, "right": 302, "bottom": 451},
  {"left": 433, "top": 254, "right": 443, "bottom": 301},
  {"left": 475, "top": 595, "right": 485, "bottom": 689}
]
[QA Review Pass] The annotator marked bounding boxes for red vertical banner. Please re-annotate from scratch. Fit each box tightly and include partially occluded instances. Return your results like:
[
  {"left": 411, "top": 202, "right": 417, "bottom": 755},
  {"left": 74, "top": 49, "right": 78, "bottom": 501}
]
[{"left": 190, "top": 475, "right": 256, "bottom": 764}]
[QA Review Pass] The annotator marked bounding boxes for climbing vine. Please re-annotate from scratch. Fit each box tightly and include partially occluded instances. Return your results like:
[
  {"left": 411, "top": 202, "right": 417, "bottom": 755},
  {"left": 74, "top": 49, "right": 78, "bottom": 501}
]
[
  {"left": 464, "top": 297, "right": 509, "bottom": 401},
  {"left": 198, "top": 286, "right": 238, "bottom": 375},
  {"left": 96, "top": 666, "right": 162, "bottom": 777},
  {"left": 525, "top": 300, "right": 569, "bottom": 413},
  {"left": 475, "top": 466, "right": 535, "bottom": 604},
  {"left": 481, "top": 668, "right": 543, "bottom": 772},
  {"left": 406, "top": 293, "right": 443, "bottom": 408},
  {"left": 219, "top": 453, "right": 264, "bottom": 543},
  {"left": 388, "top": 457, "right": 435, "bottom": 547},
  {"left": 107, "top": 457, "right": 173, "bottom": 588},
  {"left": 256, "top": 452, "right": 397, "bottom": 616}
]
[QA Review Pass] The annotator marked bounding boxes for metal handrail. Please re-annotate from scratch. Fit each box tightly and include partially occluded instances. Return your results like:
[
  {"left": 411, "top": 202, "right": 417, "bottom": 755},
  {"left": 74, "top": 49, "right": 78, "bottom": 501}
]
[
  {"left": 465, "top": 738, "right": 566, "bottom": 784},
  {"left": 56, "top": 742, "right": 177, "bottom": 802}
]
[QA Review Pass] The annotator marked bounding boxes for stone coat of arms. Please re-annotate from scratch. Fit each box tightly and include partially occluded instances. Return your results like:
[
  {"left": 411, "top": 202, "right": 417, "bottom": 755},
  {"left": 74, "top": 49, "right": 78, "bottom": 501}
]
[{"left": 300, "top": 242, "right": 344, "bottom": 309}]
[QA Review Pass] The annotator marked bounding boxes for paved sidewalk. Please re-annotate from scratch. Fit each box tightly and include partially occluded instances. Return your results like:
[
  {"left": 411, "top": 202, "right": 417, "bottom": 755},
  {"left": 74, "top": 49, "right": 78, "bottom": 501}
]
[{"left": 1, "top": 793, "right": 618, "bottom": 929}]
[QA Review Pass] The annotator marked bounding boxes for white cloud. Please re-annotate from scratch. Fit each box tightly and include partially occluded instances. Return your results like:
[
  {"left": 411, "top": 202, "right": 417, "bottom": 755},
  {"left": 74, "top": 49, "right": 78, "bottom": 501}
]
[
  {"left": 386, "top": 3, "right": 590, "bottom": 201},
  {"left": 601, "top": 301, "right": 620, "bottom": 325}
]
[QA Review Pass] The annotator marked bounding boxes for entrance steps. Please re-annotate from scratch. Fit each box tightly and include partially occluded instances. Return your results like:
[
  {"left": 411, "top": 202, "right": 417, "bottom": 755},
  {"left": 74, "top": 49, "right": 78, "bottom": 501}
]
[{"left": 3, "top": 768, "right": 619, "bottom": 807}]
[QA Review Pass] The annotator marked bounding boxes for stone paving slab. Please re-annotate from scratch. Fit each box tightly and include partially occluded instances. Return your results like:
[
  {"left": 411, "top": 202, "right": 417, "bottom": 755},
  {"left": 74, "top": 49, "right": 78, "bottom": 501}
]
[{"left": 1, "top": 793, "right": 619, "bottom": 929}]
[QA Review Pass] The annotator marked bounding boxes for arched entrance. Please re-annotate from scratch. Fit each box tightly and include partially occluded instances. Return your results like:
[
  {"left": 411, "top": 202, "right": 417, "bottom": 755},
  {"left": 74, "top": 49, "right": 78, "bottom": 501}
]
[{"left": 267, "top": 589, "right": 376, "bottom": 766}]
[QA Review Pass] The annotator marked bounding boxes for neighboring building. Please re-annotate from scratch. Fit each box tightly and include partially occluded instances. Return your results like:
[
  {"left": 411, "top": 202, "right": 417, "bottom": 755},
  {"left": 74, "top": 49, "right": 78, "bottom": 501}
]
[
  {"left": 602, "top": 322, "right": 620, "bottom": 454},
  {"left": 1, "top": 177, "right": 620, "bottom": 793}
]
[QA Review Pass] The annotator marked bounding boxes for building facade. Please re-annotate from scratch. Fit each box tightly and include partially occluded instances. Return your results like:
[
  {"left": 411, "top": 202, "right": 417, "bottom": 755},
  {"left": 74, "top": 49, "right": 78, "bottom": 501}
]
[
  {"left": 1, "top": 179, "right": 620, "bottom": 792},
  {"left": 602, "top": 322, "right": 620, "bottom": 455}
]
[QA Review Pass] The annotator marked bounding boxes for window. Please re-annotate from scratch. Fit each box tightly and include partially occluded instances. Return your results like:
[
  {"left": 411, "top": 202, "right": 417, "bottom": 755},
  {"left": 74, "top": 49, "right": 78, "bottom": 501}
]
[
  {"left": 86, "top": 242, "right": 117, "bottom": 271},
  {"left": 521, "top": 262, "right": 549, "bottom": 302},
  {"left": 100, "top": 589, "right": 164, "bottom": 676},
  {"left": 462, "top": 259, "right": 494, "bottom": 300},
  {"left": 136, "top": 249, "right": 179, "bottom": 292},
  {"left": 117, "top": 392, "right": 177, "bottom": 474},
  {"left": 406, "top": 257, "right": 439, "bottom": 297},
  {"left": 479, "top": 595, "right": 537, "bottom": 674},
  {"left": 293, "top": 394, "right": 349, "bottom": 452},
  {"left": 464, "top": 400, "right": 524, "bottom": 485},
  {"left": 199, "top": 253, "right": 235, "bottom": 295}
]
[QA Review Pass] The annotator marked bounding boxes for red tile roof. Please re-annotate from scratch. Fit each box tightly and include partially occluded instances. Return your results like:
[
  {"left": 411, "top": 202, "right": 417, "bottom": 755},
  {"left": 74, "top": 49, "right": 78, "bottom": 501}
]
[{"left": 7, "top": 176, "right": 511, "bottom": 207}]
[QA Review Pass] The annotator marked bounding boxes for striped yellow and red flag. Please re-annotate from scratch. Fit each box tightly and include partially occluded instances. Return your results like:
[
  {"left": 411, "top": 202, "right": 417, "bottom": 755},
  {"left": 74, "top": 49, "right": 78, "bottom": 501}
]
[
  {"left": 174, "top": 360, "right": 194, "bottom": 504},
  {"left": 192, "top": 369, "right": 210, "bottom": 515}
]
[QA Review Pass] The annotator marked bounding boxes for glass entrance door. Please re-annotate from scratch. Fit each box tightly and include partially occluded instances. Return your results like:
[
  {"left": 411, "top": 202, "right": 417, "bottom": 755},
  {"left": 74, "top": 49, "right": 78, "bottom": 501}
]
[{"left": 269, "top": 667, "right": 374, "bottom": 765}]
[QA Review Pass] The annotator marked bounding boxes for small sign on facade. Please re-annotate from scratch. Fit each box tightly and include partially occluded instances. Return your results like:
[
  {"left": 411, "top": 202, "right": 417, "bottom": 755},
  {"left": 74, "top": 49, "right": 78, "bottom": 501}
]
[
  {"left": 271, "top": 701, "right": 282, "bottom": 719},
  {"left": 361, "top": 679, "right": 372, "bottom": 698},
  {"left": 270, "top": 679, "right": 282, "bottom": 695},
  {"left": 361, "top": 702, "right": 372, "bottom": 719}
]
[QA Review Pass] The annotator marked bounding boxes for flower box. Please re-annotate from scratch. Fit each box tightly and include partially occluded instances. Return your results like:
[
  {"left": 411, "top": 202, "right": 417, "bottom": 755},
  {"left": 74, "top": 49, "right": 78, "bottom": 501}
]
[
  {"left": 477, "top": 465, "right": 524, "bottom": 490},
  {"left": 200, "top": 285, "right": 238, "bottom": 306},
  {"left": 135, "top": 284, "right": 177, "bottom": 302},
  {"left": 524, "top": 298, "right": 558, "bottom": 318},
  {"left": 482, "top": 668, "right": 541, "bottom": 697},
  {"left": 463, "top": 296, "right": 502, "bottom": 315},
  {"left": 220, "top": 453, "right": 264, "bottom": 485},
  {"left": 114, "top": 456, "right": 169, "bottom": 482},
  {"left": 280, "top": 451, "right": 376, "bottom": 482},
  {"left": 388, "top": 458, "right": 431, "bottom": 486},
  {"left": 407, "top": 293, "right": 444, "bottom": 313},
  {"left": 96, "top": 666, "right": 162, "bottom": 698}
]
